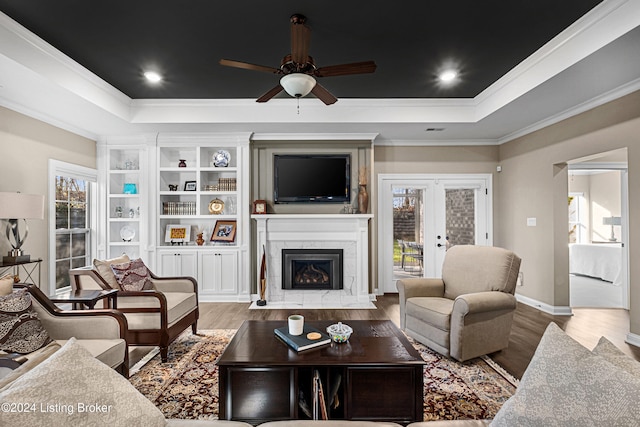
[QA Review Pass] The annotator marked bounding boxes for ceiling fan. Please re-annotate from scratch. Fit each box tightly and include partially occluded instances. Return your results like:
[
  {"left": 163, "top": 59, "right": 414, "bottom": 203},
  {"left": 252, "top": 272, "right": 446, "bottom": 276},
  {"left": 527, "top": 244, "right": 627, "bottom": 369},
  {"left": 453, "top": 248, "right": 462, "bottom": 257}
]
[{"left": 219, "top": 14, "right": 376, "bottom": 105}]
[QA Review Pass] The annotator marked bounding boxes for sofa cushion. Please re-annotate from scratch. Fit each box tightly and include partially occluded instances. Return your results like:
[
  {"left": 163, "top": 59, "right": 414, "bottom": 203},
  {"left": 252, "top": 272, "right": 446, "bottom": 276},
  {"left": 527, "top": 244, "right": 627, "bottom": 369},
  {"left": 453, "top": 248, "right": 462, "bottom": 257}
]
[
  {"left": 491, "top": 322, "right": 640, "bottom": 426},
  {"left": 93, "top": 254, "right": 130, "bottom": 289},
  {"left": 0, "top": 289, "right": 52, "bottom": 354},
  {"left": 0, "top": 274, "right": 13, "bottom": 296},
  {"left": 406, "top": 297, "right": 453, "bottom": 331},
  {"left": 111, "top": 258, "right": 154, "bottom": 291},
  {"left": 0, "top": 337, "right": 166, "bottom": 427},
  {"left": 592, "top": 336, "right": 640, "bottom": 378}
]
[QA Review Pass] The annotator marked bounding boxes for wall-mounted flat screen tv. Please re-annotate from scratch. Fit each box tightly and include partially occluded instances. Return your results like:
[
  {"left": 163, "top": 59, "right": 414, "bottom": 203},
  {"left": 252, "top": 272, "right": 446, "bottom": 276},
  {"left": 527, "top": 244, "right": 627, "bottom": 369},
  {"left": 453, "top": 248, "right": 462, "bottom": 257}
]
[{"left": 274, "top": 154, "right": 351, "bottom": 203}]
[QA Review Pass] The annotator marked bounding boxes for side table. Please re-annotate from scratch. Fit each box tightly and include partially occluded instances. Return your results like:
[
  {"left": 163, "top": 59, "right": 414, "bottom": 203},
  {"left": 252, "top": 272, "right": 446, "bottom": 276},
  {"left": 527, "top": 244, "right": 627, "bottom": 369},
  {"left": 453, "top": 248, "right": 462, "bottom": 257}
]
[
  {"left": 0, "top": 258, "right": 42, "bottom": 286},
  {"left": 50, "top": 289, "right": 118, "bottom": 310}
]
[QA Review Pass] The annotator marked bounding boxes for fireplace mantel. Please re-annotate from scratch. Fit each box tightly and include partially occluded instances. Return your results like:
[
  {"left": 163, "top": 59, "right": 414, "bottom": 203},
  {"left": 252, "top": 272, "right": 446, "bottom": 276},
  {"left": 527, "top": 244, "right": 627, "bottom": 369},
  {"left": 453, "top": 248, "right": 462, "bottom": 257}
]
[{"left": 253, "top": 214, "right": 373, "bottom": 308}]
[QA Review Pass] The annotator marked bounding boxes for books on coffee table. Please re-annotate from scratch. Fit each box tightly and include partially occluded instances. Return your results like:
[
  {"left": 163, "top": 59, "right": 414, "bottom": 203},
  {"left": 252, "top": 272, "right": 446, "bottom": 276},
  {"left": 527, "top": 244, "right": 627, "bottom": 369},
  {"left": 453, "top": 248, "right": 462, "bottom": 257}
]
[{"left": 274, "top": 325, "right": 331, "bottom": 352}]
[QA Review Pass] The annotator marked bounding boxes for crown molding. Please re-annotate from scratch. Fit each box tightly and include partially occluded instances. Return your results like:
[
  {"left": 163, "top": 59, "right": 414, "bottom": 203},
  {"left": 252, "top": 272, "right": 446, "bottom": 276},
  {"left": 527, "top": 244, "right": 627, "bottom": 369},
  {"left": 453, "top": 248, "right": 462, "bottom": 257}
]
[
  {"left": 498, "top": 76, "right": 640, "bottom": 144},
  {"left": 373, "top": 139, "right": 500, "bottom": 147},
  {"left": 251, "top": 133, "right": 378, "bottom": 142}
]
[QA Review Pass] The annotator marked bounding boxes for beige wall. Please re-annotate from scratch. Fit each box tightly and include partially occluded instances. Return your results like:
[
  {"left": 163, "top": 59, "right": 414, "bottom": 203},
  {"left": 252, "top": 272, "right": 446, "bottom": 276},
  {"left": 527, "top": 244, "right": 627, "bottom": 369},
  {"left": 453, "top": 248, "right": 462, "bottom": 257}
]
[
  {"left": 497, "top": 90, "right": 640, "bottom": 335},
  {"left": 0, "top": 106, "right": 96, "bottom": 292},
  {"left": 373, "top": 144, "right": 500, "bottom": 290}
]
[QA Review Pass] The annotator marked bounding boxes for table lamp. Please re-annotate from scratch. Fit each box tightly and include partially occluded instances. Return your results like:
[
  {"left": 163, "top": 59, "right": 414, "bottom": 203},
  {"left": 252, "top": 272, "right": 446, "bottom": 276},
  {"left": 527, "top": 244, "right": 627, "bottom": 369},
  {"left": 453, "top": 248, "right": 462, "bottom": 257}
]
[
  {"left": 0, "top": 192, "right": 45, "bottom": 263},
  {"left": 602, "top": 216, "right": 622, "bottom": 242}
]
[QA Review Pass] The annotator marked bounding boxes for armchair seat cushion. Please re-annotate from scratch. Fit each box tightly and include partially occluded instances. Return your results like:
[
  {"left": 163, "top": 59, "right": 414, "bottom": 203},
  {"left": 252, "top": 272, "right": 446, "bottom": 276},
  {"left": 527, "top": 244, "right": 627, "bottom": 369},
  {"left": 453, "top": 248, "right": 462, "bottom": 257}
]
[
  {"left": 56, "top": 339, "right": 126, "bottom": 370},
  {"left": 166, "top": 292, "right": 198, "bottom": 326},
  {"left": 123, "top": 292, "right": 197, "bottom": 330},
  {"left": 406, "top": 297, "right": 453, "bottom": 331}
]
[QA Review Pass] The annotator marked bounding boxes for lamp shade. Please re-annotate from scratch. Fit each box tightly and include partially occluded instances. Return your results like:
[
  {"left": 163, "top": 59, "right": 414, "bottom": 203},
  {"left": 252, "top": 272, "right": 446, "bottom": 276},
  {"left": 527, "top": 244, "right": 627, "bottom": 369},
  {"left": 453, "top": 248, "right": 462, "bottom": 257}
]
[
  {"left": 0, "top": 192, "right": 45, "bottom": 220},
  {"left": 603, "top": 216, "right": 622, "bottom": 226},
  {"left": 280, "top": 73, "right": 316, "bottom": 98}
]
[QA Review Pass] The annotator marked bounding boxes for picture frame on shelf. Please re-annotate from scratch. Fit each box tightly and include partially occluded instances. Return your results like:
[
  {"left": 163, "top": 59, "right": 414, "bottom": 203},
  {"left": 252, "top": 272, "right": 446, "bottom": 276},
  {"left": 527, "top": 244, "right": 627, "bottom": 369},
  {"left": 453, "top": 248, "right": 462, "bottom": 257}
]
[
  {"left": 211, "top": 220, "right": 236, "bottom": 242},
  {"left": 123, "top": 183, "right": 137, "bottom": 194},
  {"left": 253, "top": 199, "right": 267, "bottom": 214},
  {"left": 184, "top": 181, "right": 197, "bottom": 191},
  {"left": 165, "top": 224, "right": 191, "bottom": 244}
]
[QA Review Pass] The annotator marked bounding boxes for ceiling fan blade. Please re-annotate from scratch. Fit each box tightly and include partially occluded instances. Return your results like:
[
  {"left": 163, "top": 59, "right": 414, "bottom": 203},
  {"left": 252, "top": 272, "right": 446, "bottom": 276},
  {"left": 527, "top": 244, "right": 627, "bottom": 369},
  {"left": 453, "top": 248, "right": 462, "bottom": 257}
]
[
  {"left": 291, "top": 20, "right": 310, "bottom": 65},
  {"left": 311, "top": 83, "right": 338, "bottom": 105},
  {"left": 220, "top": 59, "right": 281, "bottom": 74},
  {"left": 256, "top": 84, "right": 284, "bottom": 103},
  {"left": 315, "top": 61, "right": 377, "bottom": 77}
]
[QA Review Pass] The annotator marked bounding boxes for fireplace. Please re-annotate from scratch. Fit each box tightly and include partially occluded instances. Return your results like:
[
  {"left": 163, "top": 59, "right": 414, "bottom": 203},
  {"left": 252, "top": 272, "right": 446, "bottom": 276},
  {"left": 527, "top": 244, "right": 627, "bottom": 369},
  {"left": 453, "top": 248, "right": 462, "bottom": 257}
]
[{"left": 282, "top": 249, "right": 343, "bottom": 290}]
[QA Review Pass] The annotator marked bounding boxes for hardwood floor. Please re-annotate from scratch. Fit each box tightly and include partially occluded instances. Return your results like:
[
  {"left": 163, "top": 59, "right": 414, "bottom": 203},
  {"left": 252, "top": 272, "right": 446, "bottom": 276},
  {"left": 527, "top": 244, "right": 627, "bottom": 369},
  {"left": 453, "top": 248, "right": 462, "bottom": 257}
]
[{"left": 197, "top": 294, "right": 640, "bottom": 379}]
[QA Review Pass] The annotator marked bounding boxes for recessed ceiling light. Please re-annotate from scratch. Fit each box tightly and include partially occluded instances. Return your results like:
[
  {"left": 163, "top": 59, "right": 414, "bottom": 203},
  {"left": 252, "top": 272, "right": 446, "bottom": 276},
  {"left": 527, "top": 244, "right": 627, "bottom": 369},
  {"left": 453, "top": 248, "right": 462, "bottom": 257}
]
[
  {"left": 438, "top": 70, "right": 458, "bottom": 83},
  {"left": 144, "top": 71, "right": 162, "bottom": 83}
]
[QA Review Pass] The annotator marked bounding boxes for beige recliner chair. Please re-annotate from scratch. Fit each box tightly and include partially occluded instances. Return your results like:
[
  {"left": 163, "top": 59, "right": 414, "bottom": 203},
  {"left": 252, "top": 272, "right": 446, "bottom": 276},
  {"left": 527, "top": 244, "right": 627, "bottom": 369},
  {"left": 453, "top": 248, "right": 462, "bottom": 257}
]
[{"left": 397, "top": 245, "right": 521, "bottom": 362}]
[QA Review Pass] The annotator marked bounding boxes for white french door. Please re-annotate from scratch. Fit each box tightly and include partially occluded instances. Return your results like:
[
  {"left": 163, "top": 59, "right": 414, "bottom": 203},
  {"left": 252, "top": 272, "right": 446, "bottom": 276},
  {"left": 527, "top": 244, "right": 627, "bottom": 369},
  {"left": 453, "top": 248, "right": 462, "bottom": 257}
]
[{"left": 377, "top": 174, "right": 492, "bottom": 294}]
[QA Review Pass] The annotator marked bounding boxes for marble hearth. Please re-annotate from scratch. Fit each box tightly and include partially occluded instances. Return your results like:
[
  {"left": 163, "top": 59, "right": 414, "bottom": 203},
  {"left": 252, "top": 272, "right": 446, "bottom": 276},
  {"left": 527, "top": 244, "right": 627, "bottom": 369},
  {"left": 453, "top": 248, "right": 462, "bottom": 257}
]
[{"left": 252, "top": 214, "right": 374, "bottom": 309}]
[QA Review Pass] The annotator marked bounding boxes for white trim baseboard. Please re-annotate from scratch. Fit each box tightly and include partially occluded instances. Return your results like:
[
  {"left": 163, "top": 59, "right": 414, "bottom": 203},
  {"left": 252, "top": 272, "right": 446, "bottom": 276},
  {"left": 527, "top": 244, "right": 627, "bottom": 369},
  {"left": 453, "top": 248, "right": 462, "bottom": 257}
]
[
  {"left": 515, "top": 293, "right": 573, "bottom": 316},
  {"left": 625, "top": 332, "right": 640, "bottom": 348}
]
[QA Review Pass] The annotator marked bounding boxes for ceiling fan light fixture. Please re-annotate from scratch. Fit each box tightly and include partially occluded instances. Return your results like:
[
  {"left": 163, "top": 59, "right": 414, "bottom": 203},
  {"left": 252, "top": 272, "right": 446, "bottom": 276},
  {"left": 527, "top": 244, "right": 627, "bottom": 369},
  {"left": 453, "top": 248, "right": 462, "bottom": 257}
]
[{"left": 280, "top": 73, "right": 316, "bottom": 98}]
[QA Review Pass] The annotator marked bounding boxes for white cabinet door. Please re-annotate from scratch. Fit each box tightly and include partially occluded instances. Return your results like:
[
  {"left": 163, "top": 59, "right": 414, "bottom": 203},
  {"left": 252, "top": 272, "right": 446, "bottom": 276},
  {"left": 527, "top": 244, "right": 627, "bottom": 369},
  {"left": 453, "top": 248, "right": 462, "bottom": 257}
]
[
  {"left": 199, "top": 251, "right": 238, "bottom": 295},
  {"left": 157, "top": 250, "right": 198, "bottom": 278}
]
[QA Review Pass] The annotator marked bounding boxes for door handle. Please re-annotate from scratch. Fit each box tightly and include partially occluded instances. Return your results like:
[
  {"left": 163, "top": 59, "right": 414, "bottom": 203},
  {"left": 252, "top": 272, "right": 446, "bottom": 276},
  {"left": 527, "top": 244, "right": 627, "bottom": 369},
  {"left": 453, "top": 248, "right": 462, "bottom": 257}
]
[{"left": 437, "top": 243, "right": 444, "bottom": 248}]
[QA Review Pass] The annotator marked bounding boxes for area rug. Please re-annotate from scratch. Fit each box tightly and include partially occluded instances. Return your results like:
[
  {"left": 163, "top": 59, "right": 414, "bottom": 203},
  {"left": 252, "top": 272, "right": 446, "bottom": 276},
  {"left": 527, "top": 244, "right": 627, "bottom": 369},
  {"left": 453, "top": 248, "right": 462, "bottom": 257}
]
[{"left": 129, "top": 330, "right": 518, "bottom": 422}]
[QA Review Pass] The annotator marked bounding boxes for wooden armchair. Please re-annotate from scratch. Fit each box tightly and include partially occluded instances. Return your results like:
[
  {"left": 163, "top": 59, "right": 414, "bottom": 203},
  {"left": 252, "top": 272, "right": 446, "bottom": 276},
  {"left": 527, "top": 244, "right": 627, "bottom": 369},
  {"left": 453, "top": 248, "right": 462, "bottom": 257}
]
[
  {"left": 11, "top": 284, "right": 129, "bottom": 376},
  {"left": 69, "top": 263, "right": 199, "bottom": 362}
]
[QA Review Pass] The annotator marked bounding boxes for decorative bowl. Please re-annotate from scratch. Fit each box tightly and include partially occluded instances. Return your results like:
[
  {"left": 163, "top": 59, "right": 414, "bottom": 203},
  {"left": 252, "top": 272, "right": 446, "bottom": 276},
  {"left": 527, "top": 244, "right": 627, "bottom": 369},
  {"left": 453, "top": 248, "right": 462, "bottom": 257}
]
[{"left": 326, "top": 322, "right": 353, "bottom": 343}]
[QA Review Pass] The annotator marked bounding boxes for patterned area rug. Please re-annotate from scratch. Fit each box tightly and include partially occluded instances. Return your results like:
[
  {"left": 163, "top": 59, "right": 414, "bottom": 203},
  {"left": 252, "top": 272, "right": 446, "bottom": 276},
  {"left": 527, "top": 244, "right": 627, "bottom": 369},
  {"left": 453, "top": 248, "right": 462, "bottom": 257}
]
[
  {"left": 129, "top": 330, "right": 517, "bottom": 421},
  {"left": 407, "top": 337, "right": 518, "bottom": 421}
]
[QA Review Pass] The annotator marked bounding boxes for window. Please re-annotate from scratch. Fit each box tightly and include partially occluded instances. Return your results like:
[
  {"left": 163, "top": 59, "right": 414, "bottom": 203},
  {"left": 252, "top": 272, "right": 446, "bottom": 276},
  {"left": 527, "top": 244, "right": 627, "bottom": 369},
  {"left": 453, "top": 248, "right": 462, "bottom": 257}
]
[
  {"left": 568, "top": 193, "right": 587, "bottom": 244},
  {"left": 49, "top": 160, "right": 97, "bottom": 295}
]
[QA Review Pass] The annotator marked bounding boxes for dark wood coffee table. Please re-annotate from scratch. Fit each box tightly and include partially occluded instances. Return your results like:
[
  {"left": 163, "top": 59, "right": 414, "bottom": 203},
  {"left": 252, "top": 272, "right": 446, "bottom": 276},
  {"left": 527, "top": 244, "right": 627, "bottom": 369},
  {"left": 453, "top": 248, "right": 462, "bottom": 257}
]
[{"left": 217, "top": 320, "right": 424, "bottom": 424}]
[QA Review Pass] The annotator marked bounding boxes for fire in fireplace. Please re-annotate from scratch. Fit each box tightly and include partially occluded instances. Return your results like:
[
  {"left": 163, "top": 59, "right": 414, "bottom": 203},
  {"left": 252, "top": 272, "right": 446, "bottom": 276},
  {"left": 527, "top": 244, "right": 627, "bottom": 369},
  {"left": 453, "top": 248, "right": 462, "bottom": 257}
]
[{"left": 282, "top": 249, "right": 343, "bottom": 290}]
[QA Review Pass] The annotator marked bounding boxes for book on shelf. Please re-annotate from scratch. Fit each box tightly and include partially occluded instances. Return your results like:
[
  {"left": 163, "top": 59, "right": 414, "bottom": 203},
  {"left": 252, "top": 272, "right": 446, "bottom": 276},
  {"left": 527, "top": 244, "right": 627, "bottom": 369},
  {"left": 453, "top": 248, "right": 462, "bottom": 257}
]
[
  {"left": 313, "top": 369, "right": 329, "bottom": 420},
  {"left": 274, "top": 325, "right": 331, "bottom": 352}
]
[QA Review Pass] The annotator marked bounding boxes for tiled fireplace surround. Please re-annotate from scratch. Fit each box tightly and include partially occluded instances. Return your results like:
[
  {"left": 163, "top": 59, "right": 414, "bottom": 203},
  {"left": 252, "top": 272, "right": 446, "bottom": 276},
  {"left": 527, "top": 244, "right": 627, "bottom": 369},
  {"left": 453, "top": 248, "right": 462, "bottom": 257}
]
[{"left": 253, "top": 214, "right": 374, "bottom": 309}]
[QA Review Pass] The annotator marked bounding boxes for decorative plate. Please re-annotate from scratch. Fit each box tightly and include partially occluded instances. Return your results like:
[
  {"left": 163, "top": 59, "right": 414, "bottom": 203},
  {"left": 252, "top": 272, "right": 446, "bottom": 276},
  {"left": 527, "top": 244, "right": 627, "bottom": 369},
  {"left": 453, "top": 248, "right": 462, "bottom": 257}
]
[
  {"left": 120, "top": 225, "right": 135, "bottom": 242},
  {"left": 208, "top": 198, "right": 225, "bottom": 214},
  {"left": 212, "top": 150, "right": 230, "bottom": 167}
]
